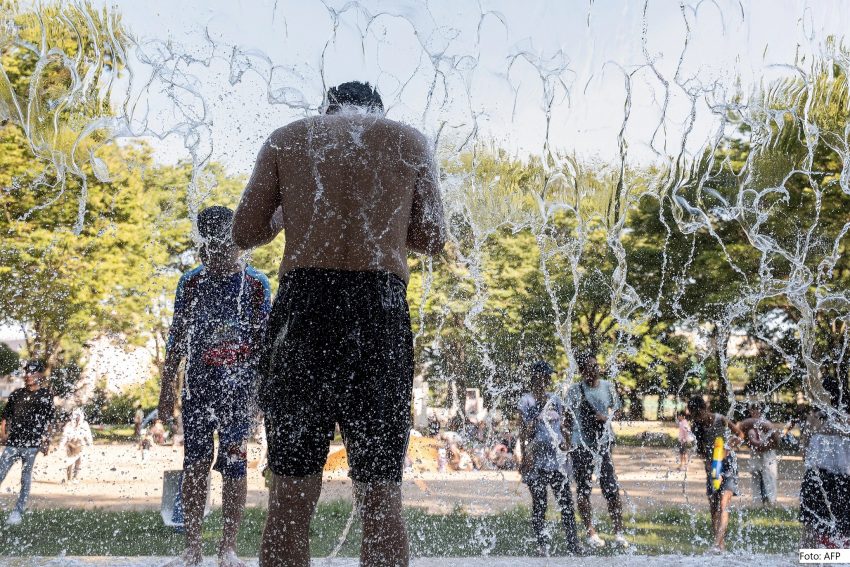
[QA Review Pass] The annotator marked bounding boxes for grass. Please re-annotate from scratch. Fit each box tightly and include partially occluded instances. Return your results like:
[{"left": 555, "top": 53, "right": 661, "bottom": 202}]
[{"left": 0, "top": 503, "right": 800, "bottom": 557}]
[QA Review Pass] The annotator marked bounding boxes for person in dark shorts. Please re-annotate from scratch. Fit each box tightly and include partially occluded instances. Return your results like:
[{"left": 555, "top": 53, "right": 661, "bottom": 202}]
[
  {"left": 0, "top": 359, "right": 55, "bottom": 525},
  {"left": 158, "top": 206, "right": 271, "bottom": 567},
  {"left": 686, "top": 395, "right": 745, "bottom": 552},
  {"left": 517, "top": 361, "right": 581, "bottom": 556},
  {"left": 566, "top": 352, "right": 628, "bottom": 549},
  {"left": 799, "top": 375, "right": 850, "bottom": 548},
  {"left": 232, "top": 81, "right": 445, "bottom": 567}
]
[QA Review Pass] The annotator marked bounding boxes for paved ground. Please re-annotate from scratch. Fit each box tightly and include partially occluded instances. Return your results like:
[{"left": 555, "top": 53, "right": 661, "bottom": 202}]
[
  {"left": 0, "top": 554, "right": 799, "bottom": 566},
  {"left": 0, "top": 441, "right": 804, "bottom": 514}
]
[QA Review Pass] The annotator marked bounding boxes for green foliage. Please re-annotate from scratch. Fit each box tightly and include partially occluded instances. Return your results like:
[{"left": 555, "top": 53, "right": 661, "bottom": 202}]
[{"left": 0, "top": 343, "right": 19, "bottom": 376}]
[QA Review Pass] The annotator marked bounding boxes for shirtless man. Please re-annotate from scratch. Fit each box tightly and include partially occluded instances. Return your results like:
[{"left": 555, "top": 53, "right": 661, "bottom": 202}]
[
  {"left": 232, "top": 81, "right": 445, "bottom": 567},
  {"left": 737, "top": 402, "right": 782, "bottom": 505}
]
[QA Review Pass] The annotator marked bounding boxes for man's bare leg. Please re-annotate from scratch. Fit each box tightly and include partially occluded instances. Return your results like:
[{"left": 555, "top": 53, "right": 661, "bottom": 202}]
[
  {"left": 260, "top": 473, "right": 322, "bottom": 567},
  {"left": 354, "top": 481, "right": 409, "bottom": 567},
  {"left": 219, "top": 475, "right": 247, "bottom": 563}
]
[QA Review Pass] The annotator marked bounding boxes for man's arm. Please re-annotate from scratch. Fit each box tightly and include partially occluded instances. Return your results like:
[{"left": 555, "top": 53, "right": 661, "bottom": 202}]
[
  {"left": 609, "top": 381, "right": 624, "bottom": 420},
  {"left": 407, "top": 137, "right": 446, "bottom": 255},
  {"left": 233, "top": 136, "right": 282, "bottom": 250}
]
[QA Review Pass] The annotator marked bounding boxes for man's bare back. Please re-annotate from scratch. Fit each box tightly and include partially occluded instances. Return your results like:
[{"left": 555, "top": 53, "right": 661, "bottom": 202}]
[{"left": 232, "top": 110, "right": 445, "bottom": 282}]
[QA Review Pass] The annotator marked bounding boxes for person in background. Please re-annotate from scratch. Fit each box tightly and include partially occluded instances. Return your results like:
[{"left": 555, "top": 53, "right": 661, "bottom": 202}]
[
  {"left": 134, "top": 404, "right": 145, "bottom": 437},
  {"left": 149, "top": 419, "right": 169, "bottom": 445},
  {"left": 566, "top": 352, "right": 628, "bottom": 549},
  {"left": 799, "top": 376, "right": 850, "bottom": 548},
  {"left": 686, "top": 395, "right": 745, "bottom": 552},
  {"left": 518, "top": 360, "right": 581, "bottom": 556},
  {"left": 57, "top": 408, "right": 94, "bottom": 483},
  {"left": 158, "top": 205, "right": 272, "bottom": 567},
  {"left": 0, "top": 360, "right": 55, "bottom": 525},
  {"left": 676, "top": 411, "right": 695, "bottom": 471},
  {"left": 737, "top": 401, "right": 781, "bottom": 505}
]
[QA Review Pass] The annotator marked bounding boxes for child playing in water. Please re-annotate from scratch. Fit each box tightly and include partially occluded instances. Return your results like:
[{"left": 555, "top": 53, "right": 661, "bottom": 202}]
[{"left": 686, "top": 396, "right": 745, "bottom": 552}]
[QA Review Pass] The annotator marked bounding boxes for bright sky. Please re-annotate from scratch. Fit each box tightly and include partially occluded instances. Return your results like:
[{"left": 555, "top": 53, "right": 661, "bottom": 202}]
[{"left": 101, "top": 0, "right": 850, "bottom": 176}]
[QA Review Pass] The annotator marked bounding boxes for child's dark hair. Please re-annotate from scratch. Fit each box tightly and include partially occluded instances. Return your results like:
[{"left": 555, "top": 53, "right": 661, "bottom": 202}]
[
  {"left": 198, "top": 206, "right": 235, "bottom": 239},
  {"left": 686, "top": 395, "right": 707, "bottom": 416},
  {"left": 325, "top": 81, "right": 383, "bottom": 113}
]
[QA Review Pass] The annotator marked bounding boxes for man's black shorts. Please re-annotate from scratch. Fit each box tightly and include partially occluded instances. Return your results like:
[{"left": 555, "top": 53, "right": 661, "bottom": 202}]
[{"left": 260, "top": 268, "right": 414, "bottom": 483}]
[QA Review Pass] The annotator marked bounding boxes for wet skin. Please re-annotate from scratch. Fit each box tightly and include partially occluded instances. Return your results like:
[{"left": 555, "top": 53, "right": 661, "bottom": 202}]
[
  {"left": 233, "top": 107, "right": 445, "bottom": 567},
  {"left": 232, "top": 110, "right": 446, "bottom": 283}
]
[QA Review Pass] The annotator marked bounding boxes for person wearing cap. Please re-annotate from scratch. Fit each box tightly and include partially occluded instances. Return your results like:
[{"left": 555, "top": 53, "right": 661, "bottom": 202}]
[
  {"left": 0, "top": 359, "right": 55, "bottom": 525},
  {"left": 517, "top": 360, "right": 581, "bottom": 556},
  {"left": 158, "top": 206, "right": 271, "bottom": 567},
  {"left": 566, "top": 352, "right": 628, "bottom": 549}
]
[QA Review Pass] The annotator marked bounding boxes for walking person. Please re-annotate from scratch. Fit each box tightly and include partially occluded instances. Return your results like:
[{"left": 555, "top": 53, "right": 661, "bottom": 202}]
[
  {"left": 686, "top": 395, "right": 745, "bottom": 552},
  {"left": 0, "top": 360, "right": 55, "bottom": 525},
  {"left": 232, "top": 81, "right": 445, "bottom": 567},
  {"left": 738, "top": 402, "right": 780, "bottom": 505},
  {"left": 518, "top": 360, "right": 581, "bottom": 556},
  {"left": 799, "top": 376, "right": 850, "bottom": 548},
  {"left": 566, "top": 352, "right": 629, "bottom": 549},
  {"left": 676, "top": 411, "right": 695, "bottom": 471},
  {"left": 57, "top": 408, "right": 94, "bottom": 483},
  {"left": 158, "top": 206, "right": 272, "bottom": 567}
]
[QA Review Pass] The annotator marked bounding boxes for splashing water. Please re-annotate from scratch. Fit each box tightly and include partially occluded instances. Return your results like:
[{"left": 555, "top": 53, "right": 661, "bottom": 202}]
[{"left": 0, "top": 0, "right": 849, "bottom": 561}]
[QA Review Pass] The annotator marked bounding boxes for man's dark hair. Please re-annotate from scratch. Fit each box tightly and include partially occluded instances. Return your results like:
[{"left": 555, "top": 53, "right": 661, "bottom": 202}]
[
  {"left": 686, "top": 395, "right": 707, "bottom": 416},
  {"left": 198, "top": 206, "right": 235, "bottom": 240},
  {"left": 23, "top": 359, "right": 46, "bottom": 374},
  {"left": 822, "top": 374, "right": 848, "bottom": 412},
  {"left": 325, "top": 81, "right": 383, "bottom": 114},
  {"left": 575, "top": 349, "right": 597, "bottom": 373}
]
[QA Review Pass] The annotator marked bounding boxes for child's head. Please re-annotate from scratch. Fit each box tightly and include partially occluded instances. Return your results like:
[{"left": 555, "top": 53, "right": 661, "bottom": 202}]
[
  {"left": 198, "top": 206, "right": 240, "bottom": 274},
  {"left": 686, "top": 395, "right": 709, "bottom": 421}
]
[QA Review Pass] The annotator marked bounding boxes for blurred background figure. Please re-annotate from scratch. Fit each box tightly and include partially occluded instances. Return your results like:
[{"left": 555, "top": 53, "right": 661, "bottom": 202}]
[
  {"left": 799, "top": 376, "right": 850, "bottom": 549},
  {"left": 686, "top": 395, "right": 745, "bottom": 552},
  {"left": 738, "top": 401, "right": 781, "bottom": 506},
  {"left": 676, "top": 411, "right": 695, "bottom": 471},
  {"left": 518, "top": 360, "right": 580, "bottom": 556},
  {"left": 0, "top": 360, "right": 55, "bottom": 526},
  {"left": 57, "top": 408, "right": 93, "bottom": 483}
]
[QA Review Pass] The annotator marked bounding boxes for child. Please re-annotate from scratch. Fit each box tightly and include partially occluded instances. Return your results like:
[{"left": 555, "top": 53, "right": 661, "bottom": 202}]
[
  {"left": 686, "top": 396, "right": 745, "bottom": 552},
  {"left": 158, "top": 206, "right": 271, "bottom": 567}
]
